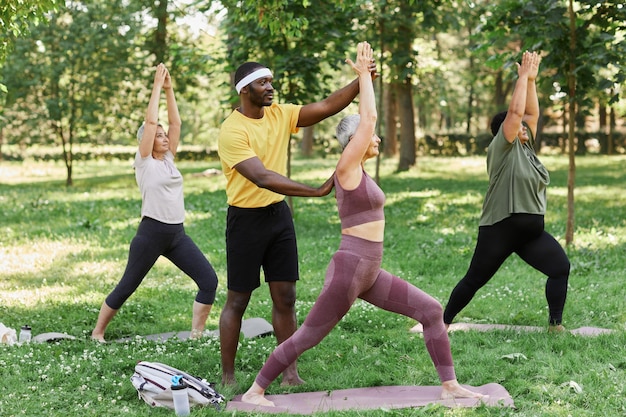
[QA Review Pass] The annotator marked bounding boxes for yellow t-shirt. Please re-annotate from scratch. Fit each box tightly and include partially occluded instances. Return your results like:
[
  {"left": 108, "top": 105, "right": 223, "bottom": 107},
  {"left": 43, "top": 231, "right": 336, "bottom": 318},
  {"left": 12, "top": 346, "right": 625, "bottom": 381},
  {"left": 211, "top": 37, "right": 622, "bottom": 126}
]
[{"left": 218, "top": 103, "right": 302, "bottom": 207}]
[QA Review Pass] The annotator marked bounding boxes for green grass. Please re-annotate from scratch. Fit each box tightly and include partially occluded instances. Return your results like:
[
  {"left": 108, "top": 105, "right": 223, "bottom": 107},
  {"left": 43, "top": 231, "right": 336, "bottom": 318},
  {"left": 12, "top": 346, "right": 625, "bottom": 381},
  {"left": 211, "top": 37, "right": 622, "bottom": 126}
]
[{"left": 1, "top": 155, "right": 625, "bottom": 416}]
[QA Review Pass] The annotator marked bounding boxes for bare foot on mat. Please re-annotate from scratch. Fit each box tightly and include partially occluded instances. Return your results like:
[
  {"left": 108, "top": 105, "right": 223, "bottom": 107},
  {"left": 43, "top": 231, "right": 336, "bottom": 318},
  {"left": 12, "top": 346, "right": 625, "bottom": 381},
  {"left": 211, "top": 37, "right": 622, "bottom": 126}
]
[
  {"left": 241, "top": 382, "right": 275, "bottom": 407},
  {"left": 441, "top": 379, "right": 485, "bottom": 400},
  {"left": 548, "top": 324, "right": 565, "bottom": 333},
  {"left": 90, "top": 332, "right": 106, "bottom": 343},
  {"left": 189, "top": 329, "right": 204, "bottom": 340}
]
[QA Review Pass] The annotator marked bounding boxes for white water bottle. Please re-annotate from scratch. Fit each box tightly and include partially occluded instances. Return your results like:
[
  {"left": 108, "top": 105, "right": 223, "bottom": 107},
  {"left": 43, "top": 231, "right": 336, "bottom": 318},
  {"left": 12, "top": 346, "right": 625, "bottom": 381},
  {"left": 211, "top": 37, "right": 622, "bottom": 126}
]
[
  {"left": 19, "top": 325, "right": 32, "bottom": 343},
  {"left": 171, "top": 375, "right": 190, "bottom": 416}
]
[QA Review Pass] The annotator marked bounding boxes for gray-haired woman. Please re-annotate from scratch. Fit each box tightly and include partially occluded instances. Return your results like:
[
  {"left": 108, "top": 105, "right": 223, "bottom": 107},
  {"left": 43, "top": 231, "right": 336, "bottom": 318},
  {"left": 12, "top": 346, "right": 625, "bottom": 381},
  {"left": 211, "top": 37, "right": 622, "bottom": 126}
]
[{"left": 242, "top": 42, "right": 483, "bottom": 406}]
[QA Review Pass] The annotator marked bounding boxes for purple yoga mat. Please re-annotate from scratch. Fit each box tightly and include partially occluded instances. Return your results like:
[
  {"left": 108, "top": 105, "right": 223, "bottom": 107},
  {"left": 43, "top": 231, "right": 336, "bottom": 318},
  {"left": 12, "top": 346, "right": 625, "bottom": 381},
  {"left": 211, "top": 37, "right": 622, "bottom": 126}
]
[
  {"left": 410, "top": 322, "right": 614, "bottom": 336},
  {"left": 226, "top": 383, "right": 513, "bottom": 414}
]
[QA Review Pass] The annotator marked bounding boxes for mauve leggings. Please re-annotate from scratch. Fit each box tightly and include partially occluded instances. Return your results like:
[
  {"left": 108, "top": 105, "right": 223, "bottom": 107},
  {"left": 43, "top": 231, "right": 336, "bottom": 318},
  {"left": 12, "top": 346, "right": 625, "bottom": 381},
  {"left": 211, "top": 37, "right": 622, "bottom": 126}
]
[
  {"left": 444, "top": 213, "right": 570, "bottom": 325},
  {"left": 255, "top": 234, "right": 456, "bottom": 389}
]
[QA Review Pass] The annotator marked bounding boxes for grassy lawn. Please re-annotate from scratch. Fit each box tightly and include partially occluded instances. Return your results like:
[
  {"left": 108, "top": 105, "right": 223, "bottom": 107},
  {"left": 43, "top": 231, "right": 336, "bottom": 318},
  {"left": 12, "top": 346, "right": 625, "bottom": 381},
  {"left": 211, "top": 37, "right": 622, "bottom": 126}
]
[{"left": 1, "top": 154, "right": 625, "bottom": 416}]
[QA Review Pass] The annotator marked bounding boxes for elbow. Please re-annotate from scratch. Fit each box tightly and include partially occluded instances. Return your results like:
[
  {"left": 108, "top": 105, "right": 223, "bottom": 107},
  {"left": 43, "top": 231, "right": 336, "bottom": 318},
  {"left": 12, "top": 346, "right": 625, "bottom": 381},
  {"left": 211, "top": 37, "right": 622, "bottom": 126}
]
[
  {"left": 254, "top": 174, "right": 285, "bottom": 194},
  {"left": 249, "top": 172, "right": 271, "bottom": 190},
  {"left": 252, "top": 178, "right": 268, "bottom": 189},
  {"left": 507, "top": 105, "right": 524, "bottom": 121},
  {"left": 360, "top": 113, "right": 377, "bottom": 130}
]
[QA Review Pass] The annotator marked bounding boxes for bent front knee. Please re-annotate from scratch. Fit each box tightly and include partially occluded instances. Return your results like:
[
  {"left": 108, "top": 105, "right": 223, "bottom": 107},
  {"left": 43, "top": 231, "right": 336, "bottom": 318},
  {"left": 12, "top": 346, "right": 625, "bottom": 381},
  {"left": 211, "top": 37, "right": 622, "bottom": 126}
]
[
  {"left": 419, "top": 298, "right": 444, "bottom": 325},
  {"left": 429, "top": 300, "right": 444, "bottom": 319},
  {"left": 550, "top": 261, "right": 570, "bottom": 281}
]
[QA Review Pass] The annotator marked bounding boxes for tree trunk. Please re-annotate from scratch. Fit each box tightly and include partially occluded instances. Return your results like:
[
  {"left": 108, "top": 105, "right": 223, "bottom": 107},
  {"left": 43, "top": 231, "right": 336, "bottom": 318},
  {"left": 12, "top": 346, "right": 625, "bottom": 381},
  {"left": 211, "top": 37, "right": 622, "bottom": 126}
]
[
  {"left": 397, "top": 80, "right": 415, "bottom": 172},
  {"left": 301, "top": 125, "right": 314, "bottom": 157},
  {"left": 60, "top": 125, "right": 73, "bottom": 187},
  {"left": 383, "top": 82, "right": 398, "bottom": 157},
  {"left": 61, "top": 138, "right": 73, "bottom": 187},
  {"left": 599, "top": 98, "right": 608, "bottom": 154},
  {"left": 154, "top": 0, "right": 168, "bottom": 63},
  {"left": 494, "top": 70, "right": 506, "bottom": 109},
  {"left": 66, "top": 165, "right": 73, "bottom": 187},
  {"left": 561, "top": 109, "right": 567, "bottom": 154},
  {"left": 466, "top": 83, "right": 474, "bottom": 134},
  {"left": 608, "top": 101, "right": 615, "bottom": 155},
  {"left": 466, "top": 26, "right": 475, "bottom": 134},
  {"left": 565, "top": 0, "right": 576, "bottom": 245},
  {"left": 598, "top": 99, "right": 607, "bottom": 130},
  {"left": 286, "top": 136, "right": 293, "bottom": 213}
]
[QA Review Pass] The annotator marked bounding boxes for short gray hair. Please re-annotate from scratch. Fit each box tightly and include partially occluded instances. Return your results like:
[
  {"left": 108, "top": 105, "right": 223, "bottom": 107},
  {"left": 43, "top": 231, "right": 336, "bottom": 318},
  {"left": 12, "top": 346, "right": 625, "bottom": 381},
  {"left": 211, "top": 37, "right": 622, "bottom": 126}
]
[
  {"left": 136, "top": 122, "right": 163, "bottom": 142},
  {"left": 335, "top": 114, "right": 360, "bottom": 149}
]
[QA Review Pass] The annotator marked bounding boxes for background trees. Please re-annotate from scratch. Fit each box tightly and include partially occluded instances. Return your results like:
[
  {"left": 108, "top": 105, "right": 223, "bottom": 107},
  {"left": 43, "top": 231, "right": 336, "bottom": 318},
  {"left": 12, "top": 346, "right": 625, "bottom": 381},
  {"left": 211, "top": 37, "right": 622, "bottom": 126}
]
[
  {"left": 1, "top": 0, "right": 222, "bottom": 184},
  {"left": 476, "top": 0, "right": 626, "bottom": 243},
  {"left": 3, "top": 0, "right": 143, "bottom": 185},
  {"left": 210, "top": 0, "right": 362, "bottom": 158},
  {"left": 0, "top": 0, "right": 59, "bottom": 89},
  {"left": 1, "top": 0, "right": 624, "bottom": 242}
]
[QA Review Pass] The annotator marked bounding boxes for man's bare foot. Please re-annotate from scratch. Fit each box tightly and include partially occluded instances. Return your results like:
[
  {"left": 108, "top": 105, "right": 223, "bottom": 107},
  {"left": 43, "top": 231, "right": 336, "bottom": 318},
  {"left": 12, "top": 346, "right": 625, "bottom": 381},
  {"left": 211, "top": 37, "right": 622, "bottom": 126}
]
[
  {"left": 281, "top": 367, "right": 305, "bottom": 386},
  {"left": 280, "top": 375, "right": 305, "bottom": 387},
  {"left": 441, "top": 379, "right": 484, "bottom": 400},
  {"left": 549, "top": 324, "right": 565, "bottom": 333},
  {"left": 221, "top": 373, "right": 237, "bottom": 387},
  {"left": 241, "top": 382, "right": 275, "bottom": 407}
]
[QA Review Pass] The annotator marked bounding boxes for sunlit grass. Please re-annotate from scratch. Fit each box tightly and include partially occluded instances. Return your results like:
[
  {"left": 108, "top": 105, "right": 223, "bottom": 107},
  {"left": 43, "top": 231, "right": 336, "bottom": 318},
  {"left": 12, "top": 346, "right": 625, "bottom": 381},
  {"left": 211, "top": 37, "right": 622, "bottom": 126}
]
[{"left": 1, "top": 155, "right": 625, "bottom": 416}]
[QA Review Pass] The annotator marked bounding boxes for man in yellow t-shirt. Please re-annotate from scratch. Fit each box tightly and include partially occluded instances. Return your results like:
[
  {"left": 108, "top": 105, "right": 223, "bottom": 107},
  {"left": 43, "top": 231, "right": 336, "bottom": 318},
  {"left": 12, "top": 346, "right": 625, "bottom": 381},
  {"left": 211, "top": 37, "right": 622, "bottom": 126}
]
[{"left": 217, "top": 59, "right": 376, "bottom": 386}]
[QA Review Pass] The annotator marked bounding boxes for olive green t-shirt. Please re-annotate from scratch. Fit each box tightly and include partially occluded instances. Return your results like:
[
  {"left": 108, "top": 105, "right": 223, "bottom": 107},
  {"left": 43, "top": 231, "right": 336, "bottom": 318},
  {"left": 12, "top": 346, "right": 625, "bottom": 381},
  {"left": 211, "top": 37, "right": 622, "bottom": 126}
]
[{"left": 479, "top": 125, "right": 550, "bottom": 226}]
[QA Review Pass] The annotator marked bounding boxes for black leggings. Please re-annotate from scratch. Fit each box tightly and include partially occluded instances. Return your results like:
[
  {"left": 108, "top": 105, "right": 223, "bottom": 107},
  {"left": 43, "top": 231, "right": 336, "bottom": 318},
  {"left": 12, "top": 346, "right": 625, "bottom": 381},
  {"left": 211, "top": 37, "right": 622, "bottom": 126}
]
[
  {"left": 105, "top": 217, "right": 218, "bottom": 309},
  {"left": 444, "top": 214, "right": 569, "bottom": 325}
]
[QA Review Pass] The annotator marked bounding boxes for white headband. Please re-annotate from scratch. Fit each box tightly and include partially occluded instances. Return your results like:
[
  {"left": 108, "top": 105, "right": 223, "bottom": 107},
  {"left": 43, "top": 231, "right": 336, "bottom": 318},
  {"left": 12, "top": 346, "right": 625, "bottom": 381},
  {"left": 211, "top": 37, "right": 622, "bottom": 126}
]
[{"left": 235, "top": 67, "right": 272, "bottom": 94}]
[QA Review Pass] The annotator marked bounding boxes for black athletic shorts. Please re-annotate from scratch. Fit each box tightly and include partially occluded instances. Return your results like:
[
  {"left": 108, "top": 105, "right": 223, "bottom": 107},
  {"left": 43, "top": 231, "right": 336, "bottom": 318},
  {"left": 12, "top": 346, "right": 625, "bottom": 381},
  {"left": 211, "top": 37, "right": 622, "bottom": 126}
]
[{"left": 225, "top": 200, "right": 299, "bottom": 292}]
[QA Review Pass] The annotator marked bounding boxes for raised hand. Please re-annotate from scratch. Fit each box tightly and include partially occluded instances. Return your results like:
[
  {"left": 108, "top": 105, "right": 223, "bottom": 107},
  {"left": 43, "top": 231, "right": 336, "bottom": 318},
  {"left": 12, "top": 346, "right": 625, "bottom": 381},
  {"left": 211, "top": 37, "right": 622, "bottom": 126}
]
[
  {"left": 153, "top": 63, "right": 168, "bottom": 88},
  {"left": 346, "top": 41, "right": 374, "bottom": 77},
  {"left": 163, "top": 66, "right": 172, "bottom": 89},
  {"left": 517, "top": 51, "right": 541, "bottom": 81},
  {"left": 525, "top": 51, "right": 541, "bottom": 81}
]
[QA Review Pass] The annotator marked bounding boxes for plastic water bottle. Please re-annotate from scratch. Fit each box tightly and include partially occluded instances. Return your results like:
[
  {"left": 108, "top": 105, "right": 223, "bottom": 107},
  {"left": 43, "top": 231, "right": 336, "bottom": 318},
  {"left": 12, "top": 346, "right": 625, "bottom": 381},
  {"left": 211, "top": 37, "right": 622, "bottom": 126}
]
[
  {"left": 19, "top": 325, "right": 32, "bottom": 343},
  {"left": 171, "top": 375, "right": 190, "bottom": 416}
]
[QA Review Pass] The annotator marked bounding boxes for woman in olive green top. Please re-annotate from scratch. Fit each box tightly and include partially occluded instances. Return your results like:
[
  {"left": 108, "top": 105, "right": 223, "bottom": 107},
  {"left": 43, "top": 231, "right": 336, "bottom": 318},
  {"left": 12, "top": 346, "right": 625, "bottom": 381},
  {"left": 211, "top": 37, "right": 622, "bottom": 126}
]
[{"left": 443, "top": 51, "right": 569, "bottom": 331}]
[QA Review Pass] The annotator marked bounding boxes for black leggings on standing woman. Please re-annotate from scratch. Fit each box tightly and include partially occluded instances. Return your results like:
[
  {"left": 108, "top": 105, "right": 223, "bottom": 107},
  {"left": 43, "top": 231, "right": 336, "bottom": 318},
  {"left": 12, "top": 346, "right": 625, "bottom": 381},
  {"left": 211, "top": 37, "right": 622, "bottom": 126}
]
[
  {"left": 443, "top": 213, "right": 569, "bottom": 325},
  {"left": 105, "top": 217, "right": 218, "bottom": 309}
]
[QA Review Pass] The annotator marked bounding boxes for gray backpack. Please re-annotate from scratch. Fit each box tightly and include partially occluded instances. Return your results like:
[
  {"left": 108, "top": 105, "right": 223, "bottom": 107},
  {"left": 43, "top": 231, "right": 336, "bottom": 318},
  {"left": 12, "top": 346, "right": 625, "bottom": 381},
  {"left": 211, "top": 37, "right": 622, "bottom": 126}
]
[{"left": 130, "top": 361, "right": 225, "bottom": 411}]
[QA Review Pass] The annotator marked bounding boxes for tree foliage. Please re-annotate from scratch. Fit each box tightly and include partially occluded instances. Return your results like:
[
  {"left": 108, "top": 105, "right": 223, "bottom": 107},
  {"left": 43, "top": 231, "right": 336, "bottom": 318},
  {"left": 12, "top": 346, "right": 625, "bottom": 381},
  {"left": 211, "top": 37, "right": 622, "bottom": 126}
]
[
  {"left": 1, "top": 0, "right": 624, "bottom": 191},
  {"left": 477, "top": 0, "right": 626, "bottom": 113},
  {"left": 2, "top": 0, "right": 143, "bottom": 185},
  {"left": 0, "top": 0, "right": 59, "bottom": 66},
  {"left": 0, "top": 0, "right": 59, "bottom": 95},
  {"left": 210, "top": 0, "right": 361, "bottom": 106},
  {"left": 476, "top": 0, "right": 626, "bottom": 244}
]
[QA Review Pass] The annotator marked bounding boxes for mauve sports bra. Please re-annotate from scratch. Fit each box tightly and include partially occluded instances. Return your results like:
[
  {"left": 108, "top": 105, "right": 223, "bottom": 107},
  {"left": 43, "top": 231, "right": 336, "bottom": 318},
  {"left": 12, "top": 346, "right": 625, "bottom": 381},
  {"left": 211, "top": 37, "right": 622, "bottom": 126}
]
[{"left": 335, "top": 170, "right": 385, "bottom": 229}]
